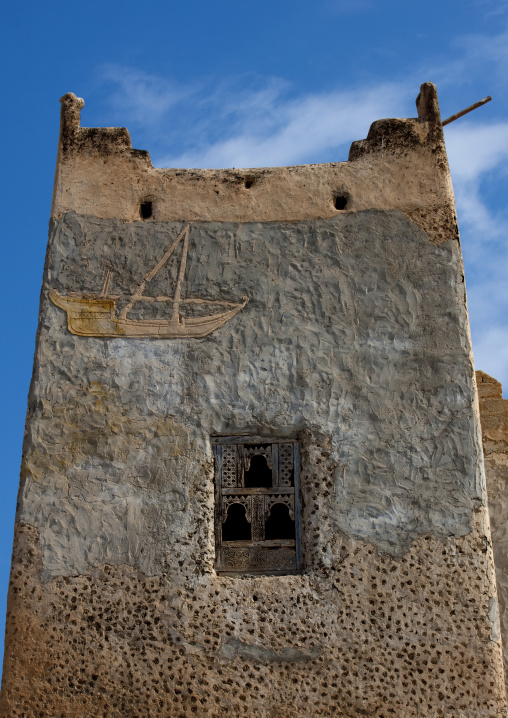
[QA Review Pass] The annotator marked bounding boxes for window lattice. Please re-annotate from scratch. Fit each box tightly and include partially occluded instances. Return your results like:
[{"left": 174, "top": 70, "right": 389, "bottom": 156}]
[
  {"left": 213, "top": 437, "right": 301, "bottom": 575},
  {"left": 222, "top": 445, "right": 237, "bottom": 487},
  {"left": 279, "top": 443, "right": 294, "bottom": 486}
]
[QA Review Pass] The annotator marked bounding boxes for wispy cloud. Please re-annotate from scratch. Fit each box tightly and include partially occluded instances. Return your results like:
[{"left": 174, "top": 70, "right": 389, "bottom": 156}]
[
  {"left": 100, "top": 64, "right": 196, "bottom": 126},
  {"left": 471, "top": 327, "right": 508, "bottom": 383},
  {"left": 446, "top": 122, "right": 508, "bottom": 238},
  {"left": 454, "top": 26, "right": 508, "bottom": 86},
  {"left": 158, "top": 82, "right": 412, "bottom": 168},
  {"left": 445, "top": 121, "right": 508, "bottom": 387},
  {"left": 475, "top": 0, "right": 508, "bottom": 19},
  {"left": 423, "top": 23, "right": 508, "bottom": 94}
]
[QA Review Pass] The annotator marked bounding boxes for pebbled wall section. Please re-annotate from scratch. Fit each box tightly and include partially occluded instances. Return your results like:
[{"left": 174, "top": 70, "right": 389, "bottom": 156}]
[{"left": 2, "top": 518, "right": 505, "bottom": 718}]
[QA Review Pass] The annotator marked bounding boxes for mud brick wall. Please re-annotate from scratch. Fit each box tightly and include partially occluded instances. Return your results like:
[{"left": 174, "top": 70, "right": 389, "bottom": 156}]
[{"left": 1, "top": 83, "right": 506, "bottom": 717}]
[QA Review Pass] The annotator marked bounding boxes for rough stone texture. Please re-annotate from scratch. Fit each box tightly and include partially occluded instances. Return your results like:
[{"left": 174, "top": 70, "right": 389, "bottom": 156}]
[
  {"left": 1, "top": 83, "right": 506, "bottom": 717},
  {"left": 477, "top": 369, "right": 508, "bottom": 690},
  {"left": 2, "top": 517, "right": 505, "bottom": 718}
]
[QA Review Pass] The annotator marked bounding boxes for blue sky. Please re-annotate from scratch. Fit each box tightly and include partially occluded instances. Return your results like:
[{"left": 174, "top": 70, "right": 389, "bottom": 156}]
[{"left": 1, "top": 0, "right": 507, "bottom": 672}]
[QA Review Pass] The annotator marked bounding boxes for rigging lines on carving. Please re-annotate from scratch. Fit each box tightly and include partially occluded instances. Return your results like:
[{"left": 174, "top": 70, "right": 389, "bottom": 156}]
[{"left": 49, "top": 225, "right": 249, "bottom": 338}]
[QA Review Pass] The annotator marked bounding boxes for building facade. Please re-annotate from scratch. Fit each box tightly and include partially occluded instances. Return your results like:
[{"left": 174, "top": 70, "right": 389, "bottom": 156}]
[{"left": 1, "top": 83, "right": 506, "bottom": 717}]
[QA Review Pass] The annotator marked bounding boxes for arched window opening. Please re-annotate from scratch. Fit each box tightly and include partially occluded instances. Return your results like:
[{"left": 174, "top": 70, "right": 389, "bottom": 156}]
[
  {"left": 222, "top": 503, "right": 251, "bottom": 541},
  {"left": 265, "top": 503, "right": 295, "bottom": 540},
  {"left": 244, "top": 454, "right": 272, "bottom": 488}
]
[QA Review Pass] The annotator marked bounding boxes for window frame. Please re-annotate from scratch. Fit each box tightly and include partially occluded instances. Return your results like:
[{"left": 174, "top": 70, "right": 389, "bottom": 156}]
[{"left": 212, "top": 435, "right": 302, "bottom": 576}]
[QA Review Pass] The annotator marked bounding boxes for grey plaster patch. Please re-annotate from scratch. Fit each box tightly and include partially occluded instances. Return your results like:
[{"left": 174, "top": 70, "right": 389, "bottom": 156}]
[
  {"left": 489, "top": 595, "right": 502, "bottom": 642},
  {"left": 19, "top": 209, "right": 484, "bottom": 577},
  {"left": 220, "top": 639, "right": 322, "bottom": 664}
]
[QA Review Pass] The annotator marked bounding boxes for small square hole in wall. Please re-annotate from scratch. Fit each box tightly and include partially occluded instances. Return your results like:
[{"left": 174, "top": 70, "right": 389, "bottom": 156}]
[
  {"left": 140, "top": 201, "right": 153, "bottom": 219},
  {"left": 334, "top": 195, "right": 348, "bottom": 210},
  {"left": 212, "top": 436, "right": 302, "bottom": 575}
]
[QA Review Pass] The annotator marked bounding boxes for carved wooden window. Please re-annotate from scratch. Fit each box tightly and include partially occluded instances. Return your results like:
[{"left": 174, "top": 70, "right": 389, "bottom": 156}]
[{"left": 212, "top": 437, "right": 302, "bottom": 574}]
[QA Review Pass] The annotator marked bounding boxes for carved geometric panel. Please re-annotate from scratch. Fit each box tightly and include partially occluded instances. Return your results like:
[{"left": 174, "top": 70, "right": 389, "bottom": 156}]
[
  {"left": 279, "top": 443, "right": 294, "bottom": 486},
  {"left": 243, "top": 444, "right": 272, "bottom": 471},
  {"left": 222, "top": 445, "right": 237, "bottom": 488},
  {"left": 220, "top": 546, "right": 297, "bottom": 573}
]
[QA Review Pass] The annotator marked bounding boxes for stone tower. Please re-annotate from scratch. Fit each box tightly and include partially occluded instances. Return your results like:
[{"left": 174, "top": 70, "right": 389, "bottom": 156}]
[{"left": 1, "top": 83, "right": 506, "bottom": 717}]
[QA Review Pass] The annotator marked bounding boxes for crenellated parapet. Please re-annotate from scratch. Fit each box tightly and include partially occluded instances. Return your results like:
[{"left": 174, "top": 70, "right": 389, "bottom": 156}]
[{"left": 52, "top": 84, "right": 458, "bottom": 244}]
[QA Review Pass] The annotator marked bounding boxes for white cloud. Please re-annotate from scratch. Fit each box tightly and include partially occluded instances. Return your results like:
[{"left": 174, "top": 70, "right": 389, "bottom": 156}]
[
  {"left": 456, "top": 24, "right": 508, "bottom": 70},
  {"left": 446, "top": 122, "right": 508, "bottom": 239},
  {"left": 156, "top": 82, "right": 412, "bottom": 168},
  {"left": 475, "top": 0, "right": 508, "bottom": 17},
  {"left": 469, "top": 326, "right": 508, "bottom": 390},
  {"left": 100, "top": 64, "right": 195, "bottom": 126},
  {"left": 446, "top": 122, "right": 508, "bottom": 183},
  {"left": 445, "top": 121, "right": 508, "bottom": 389},
  {"left": 424, "top": 23, "right": 508, "bottom": 95}
]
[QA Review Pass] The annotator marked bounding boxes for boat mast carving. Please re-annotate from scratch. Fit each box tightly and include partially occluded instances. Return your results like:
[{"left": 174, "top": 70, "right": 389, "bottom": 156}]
[
  {"left": 50, "top": 225, "right": 248, "bottom": 339},
  {"left": 171, "top": 225, "right": 189, "bottom": 325}
]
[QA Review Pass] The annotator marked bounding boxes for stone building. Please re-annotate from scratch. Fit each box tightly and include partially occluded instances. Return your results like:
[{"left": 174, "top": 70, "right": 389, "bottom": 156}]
[{"left": 1, "top": 82, "right": 506, "bottom": 717}]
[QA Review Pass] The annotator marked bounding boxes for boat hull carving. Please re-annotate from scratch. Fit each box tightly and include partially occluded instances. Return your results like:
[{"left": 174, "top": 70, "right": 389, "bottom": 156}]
[{"left": 49, "top": 290, "right": 248, "bottom": 338}]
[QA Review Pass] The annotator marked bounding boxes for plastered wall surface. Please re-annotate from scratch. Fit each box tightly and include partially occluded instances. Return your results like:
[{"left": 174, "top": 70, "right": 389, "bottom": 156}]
[
  {"left": 477, "top": 370, "right": 508, "bottom": 692},
  {"left": 1, "top": 83, "right": 506, "bottom": 717},
  {"left": 21, "top": 210, "right": 483, "bottom": 575}
]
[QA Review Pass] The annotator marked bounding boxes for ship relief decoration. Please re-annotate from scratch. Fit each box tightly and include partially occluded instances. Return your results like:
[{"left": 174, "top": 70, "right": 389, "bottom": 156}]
[{"left": 50, "top": 223, "right": 249, "bottom": 339}]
